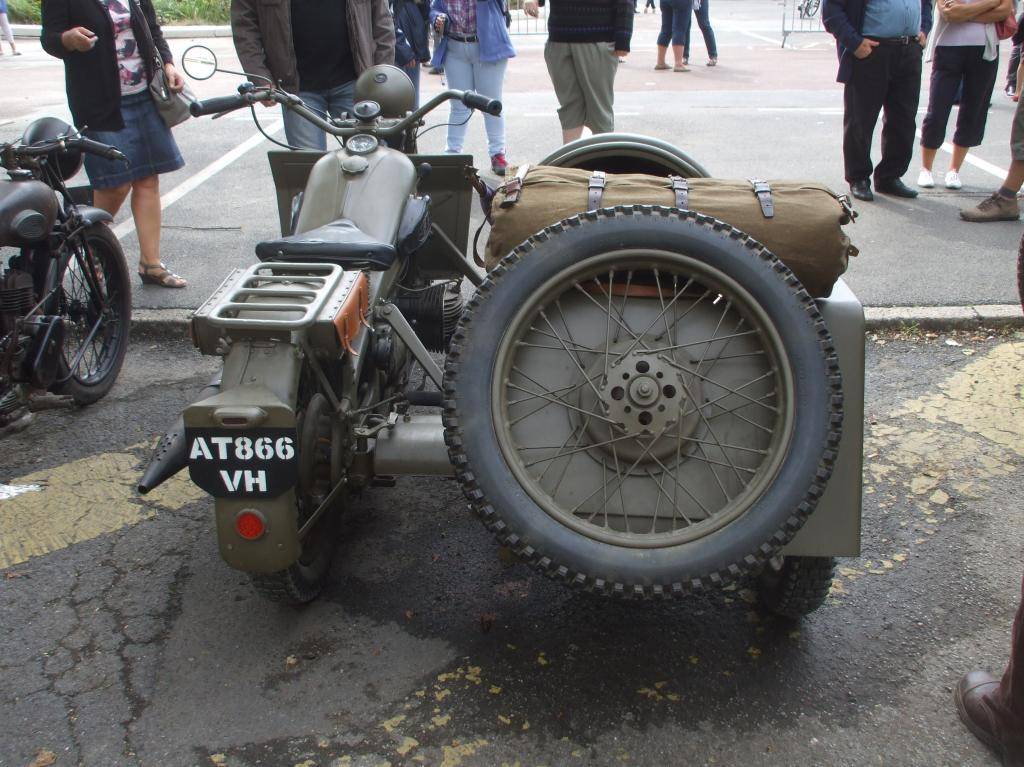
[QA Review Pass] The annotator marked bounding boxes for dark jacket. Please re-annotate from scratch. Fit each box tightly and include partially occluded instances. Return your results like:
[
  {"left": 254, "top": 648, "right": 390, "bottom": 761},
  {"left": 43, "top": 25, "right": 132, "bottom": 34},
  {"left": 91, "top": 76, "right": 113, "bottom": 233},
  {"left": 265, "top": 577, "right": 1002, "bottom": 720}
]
[
  {"left": 231, "top": 0, "right": 396, "bottom": 92},
  {"left": 41, "top": 0, "right": 172, "bottom": 131},
  {"left": 393, "top": 0, "right": 430, "bottom": 66},
  {"left": 823, "top": 0, "right": 933, "bottom": 83},
  {"left": 537, "top": 0, "right": 633, "bottom": 53}
]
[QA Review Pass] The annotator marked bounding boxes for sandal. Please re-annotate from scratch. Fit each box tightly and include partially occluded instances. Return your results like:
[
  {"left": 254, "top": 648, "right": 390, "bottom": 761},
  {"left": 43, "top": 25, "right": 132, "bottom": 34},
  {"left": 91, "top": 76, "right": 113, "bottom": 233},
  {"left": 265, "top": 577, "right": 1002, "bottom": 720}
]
[
  {"left": 138, "top": 262, "right": 187, "bottom": 288},
  {"left": 707, "top": 58, "right": 718, "bottom": 66},
  {"left": 674, "top": 64, "right": 690, "bottom": 72},
  {"left": 654, "top": 63, "right": 671, "bottom": 70}
]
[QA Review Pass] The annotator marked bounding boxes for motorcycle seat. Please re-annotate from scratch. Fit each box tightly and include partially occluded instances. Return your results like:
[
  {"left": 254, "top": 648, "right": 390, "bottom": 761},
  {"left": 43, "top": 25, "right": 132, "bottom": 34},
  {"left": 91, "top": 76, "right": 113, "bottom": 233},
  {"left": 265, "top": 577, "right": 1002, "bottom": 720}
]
[{"left": 255, "top": 218, "right": 396, "bottom": 271}]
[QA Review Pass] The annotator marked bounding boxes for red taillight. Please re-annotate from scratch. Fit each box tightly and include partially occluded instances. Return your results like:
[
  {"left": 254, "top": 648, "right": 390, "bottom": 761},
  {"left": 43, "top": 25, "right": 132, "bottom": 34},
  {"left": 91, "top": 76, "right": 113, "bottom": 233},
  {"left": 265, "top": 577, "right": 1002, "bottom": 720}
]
[{"left": 235, "top": 510, "right": 266, "bottom": 540}]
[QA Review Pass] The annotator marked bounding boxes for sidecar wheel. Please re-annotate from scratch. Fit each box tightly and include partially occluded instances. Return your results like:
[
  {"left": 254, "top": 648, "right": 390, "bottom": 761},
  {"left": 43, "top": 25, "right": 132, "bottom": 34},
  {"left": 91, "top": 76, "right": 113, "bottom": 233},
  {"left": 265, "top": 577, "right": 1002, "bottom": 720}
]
[
  {"left": 443, "top": 206, "right": 843, "bottom": 597},
  {"left": 757, "top": 555, "right": 836, "bottom": 618}
]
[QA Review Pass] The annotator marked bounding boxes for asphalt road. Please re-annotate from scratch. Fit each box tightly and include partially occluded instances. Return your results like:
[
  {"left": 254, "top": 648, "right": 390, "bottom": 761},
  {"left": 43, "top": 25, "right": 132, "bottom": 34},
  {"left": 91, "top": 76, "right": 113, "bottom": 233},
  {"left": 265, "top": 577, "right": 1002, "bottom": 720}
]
[
  {"left": 1, "top": 329, "right": 1023, "bottom": 766},
  {"left": 1, "top": 0, "right": 1022, "bottom": 310}
]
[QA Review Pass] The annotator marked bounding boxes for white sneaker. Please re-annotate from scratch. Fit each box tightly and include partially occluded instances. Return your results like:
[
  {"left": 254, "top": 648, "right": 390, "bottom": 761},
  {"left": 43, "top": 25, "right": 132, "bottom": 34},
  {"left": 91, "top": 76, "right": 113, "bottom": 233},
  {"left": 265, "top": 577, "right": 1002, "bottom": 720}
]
[
  {"left": 945, "top": 170, "right": 962, "bottom": 190},
  {"left": 917, "top": 169, "right": 935, "bottom": 188}
]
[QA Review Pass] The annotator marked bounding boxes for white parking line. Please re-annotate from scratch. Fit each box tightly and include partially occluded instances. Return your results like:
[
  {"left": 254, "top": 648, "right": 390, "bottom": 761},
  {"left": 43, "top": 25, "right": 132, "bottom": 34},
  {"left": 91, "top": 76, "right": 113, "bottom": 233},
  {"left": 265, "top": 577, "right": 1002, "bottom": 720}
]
[
  {"left": 112, "top": 120, "right": 283, "bottom": 240},
  {"left": 914, "top": 128, "right": 1008, "bottom": 182},
  {"left": 739, "top": 30, "right": 784, "bottom": 46}
]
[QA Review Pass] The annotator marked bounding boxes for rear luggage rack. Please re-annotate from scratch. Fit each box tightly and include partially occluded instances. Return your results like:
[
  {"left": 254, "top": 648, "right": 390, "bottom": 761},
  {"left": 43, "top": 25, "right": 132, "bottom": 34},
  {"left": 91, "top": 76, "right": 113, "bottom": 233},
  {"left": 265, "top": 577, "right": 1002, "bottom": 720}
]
[{"left": 195, "top": 262, "right": 353, "bottom": 330}]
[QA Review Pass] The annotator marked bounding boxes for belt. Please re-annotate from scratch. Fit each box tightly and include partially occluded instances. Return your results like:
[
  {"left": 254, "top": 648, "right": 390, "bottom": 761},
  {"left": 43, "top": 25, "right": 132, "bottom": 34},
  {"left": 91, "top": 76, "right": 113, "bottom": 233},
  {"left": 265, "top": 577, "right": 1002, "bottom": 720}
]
[
  {"left": 867, "top": 35, "right": 916, "bottom": 45},
  {"left": 448, "top": 32, "right": 478, "bottom": 42}
]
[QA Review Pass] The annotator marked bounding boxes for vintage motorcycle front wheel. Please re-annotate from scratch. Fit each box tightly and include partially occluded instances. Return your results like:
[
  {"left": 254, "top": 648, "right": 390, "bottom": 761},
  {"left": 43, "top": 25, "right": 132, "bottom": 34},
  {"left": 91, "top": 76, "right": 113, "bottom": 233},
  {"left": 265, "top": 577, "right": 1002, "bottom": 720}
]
[{"left": 444, "top": 207, "right": 843, "bottom": 596}]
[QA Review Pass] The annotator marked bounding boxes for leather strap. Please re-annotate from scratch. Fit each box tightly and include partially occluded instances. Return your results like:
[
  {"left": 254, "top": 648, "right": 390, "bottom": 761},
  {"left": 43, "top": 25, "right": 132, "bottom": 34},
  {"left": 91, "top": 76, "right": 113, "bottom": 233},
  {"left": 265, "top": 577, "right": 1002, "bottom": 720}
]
[
  {"left": 668, "top": 176, "right": 689, "bottom": 209},
  {"left": 749, "top": 178, "right": 774, "bottom": 218},
  {"left": 587, "top": 171, "right": 607, "bottom": 211},
  {"left": 499, "top": 163, "right": 531, "bottom": 208}
]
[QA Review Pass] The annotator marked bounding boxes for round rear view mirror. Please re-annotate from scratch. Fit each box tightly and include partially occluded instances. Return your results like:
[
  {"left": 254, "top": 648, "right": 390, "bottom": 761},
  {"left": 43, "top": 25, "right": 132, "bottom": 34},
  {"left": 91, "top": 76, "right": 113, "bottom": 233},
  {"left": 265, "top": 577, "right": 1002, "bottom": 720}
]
[{"left": 182, "top": 45, "right": 218, "bottom": 81}]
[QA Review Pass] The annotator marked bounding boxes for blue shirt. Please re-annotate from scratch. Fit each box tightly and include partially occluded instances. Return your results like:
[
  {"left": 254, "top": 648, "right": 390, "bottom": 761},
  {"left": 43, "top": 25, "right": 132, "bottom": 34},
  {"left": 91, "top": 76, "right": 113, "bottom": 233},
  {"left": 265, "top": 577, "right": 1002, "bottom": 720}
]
[{"left": 861, "top": 0, "right": 921, "bottom": 36}]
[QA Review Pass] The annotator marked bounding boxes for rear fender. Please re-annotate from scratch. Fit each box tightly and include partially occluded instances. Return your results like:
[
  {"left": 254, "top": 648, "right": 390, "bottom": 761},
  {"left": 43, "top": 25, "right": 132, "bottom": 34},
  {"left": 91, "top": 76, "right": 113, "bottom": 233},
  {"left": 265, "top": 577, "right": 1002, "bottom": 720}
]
[{"left": 184, "top": 340, "right": 305, "bottom": 573}]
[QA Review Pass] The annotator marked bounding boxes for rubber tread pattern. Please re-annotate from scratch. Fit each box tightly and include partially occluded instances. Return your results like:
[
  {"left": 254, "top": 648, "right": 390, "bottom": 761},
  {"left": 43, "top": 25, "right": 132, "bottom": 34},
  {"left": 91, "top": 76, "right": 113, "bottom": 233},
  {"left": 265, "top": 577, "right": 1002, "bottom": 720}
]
[
  {"left": 443, "top": 206, "right": 844, "bottom": 599},
  {"left": 759, "top": 556, "right": 837, "bottom": 618}
]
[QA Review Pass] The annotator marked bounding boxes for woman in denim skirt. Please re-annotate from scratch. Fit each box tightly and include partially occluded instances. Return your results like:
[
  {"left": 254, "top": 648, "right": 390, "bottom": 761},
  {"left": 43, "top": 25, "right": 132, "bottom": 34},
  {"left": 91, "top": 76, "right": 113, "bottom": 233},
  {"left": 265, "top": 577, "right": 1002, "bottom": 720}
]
[
  {"left": 42, "top": 0, "right": 188, "bottom": 288},
  {"left": 430, "top": 0, "right": 515, "bottom": 175}
]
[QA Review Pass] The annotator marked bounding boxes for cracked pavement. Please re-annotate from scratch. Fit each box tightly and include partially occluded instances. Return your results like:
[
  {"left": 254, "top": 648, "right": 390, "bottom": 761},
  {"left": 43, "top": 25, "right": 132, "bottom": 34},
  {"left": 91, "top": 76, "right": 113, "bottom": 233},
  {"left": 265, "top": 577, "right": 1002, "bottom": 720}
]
[{"left": 1, "top": 330, "right": 1022, "bottom": 767}]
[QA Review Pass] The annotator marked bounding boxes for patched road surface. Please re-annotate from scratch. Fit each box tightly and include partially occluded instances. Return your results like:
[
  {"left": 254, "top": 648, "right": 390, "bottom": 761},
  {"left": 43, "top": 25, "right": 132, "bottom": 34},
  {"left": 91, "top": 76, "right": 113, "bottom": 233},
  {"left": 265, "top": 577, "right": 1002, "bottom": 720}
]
[{"left": 1, "top": 330, "right": 1022, "bottom": 767}]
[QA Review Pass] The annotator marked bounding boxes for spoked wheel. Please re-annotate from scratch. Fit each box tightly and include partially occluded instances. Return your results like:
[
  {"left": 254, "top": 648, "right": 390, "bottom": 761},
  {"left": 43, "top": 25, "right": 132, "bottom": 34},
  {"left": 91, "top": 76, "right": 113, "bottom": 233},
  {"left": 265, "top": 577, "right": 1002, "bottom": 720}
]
[
  {"left": 251, "top": 392, "right": 347, "bottom": 604},
  {"left": 444, "top": 207, "right": 843, "bottom": 596},
  {"left": 53, "top": 223, "right": 131, "bottom": 405},
  {"left": 799, "top": 0, "right": 821, "bottom": 18}
]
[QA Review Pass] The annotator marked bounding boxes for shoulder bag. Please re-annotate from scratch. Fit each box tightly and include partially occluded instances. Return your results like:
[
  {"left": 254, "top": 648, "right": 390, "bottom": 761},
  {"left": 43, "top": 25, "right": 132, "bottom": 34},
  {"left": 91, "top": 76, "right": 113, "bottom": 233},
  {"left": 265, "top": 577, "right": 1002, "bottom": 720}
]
[{"left": 130, "top": 0, "right": 196, "bottom": 127}]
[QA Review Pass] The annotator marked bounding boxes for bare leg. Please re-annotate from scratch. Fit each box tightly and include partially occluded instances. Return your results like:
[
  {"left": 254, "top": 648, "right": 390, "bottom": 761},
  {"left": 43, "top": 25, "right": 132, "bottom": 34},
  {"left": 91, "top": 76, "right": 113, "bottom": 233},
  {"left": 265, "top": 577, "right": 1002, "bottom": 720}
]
[
  {"left": 673, "top": 44, "right": 684, "bottom": 67},
  {"left": 1000, "top": 159, "right": 1024, "bottom": 196},
  {"left": 656, "top": 44, "right": 668, "bottom": 67},
  {"left": 129, "top": 175, "right": 162, "bottom": 270},
  {"left": 921, "top": 146, "right": 938, "bottom": 172},
  {"left": 562, "top": 126, "right": 584, "bottom": 144},
  {"left": 950, "top": 143, "right": 969, "bottom": 173},
  {"left": 92, "top": 183, "right": 131, "bottom": 218}
]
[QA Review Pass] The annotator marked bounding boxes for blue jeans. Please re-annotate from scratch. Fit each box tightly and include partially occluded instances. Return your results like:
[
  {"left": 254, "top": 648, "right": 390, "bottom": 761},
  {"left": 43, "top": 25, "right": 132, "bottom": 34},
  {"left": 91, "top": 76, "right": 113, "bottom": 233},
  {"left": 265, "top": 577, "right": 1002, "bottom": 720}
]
[
  {"left": 684, "top": 0, "right": 718, "bottom": 59},
  {"left": 283, "top": 81, "right": 356, "bottom": 150},
  {"left": 443, "top": 39, "right": 507, "bottom": 156},
  {"left": 657, "top": 0, "right": 693, "bottom": 48}
]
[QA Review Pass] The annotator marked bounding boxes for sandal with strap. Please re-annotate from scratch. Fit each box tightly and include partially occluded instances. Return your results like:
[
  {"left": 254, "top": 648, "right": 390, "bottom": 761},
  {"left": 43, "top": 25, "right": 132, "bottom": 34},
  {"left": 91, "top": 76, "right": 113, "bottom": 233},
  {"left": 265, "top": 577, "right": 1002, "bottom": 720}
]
[
  {"left": 138, "top": 262, "right": 187, "bottom": 288},
  {"left": 654, "top": 63, "right": 671, "bottom": 70}
]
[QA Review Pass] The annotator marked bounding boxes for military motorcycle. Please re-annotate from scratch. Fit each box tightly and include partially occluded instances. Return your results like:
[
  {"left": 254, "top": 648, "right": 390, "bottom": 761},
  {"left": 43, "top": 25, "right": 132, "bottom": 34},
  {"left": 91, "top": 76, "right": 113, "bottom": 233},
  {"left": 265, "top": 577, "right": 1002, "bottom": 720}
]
[
  {"left": 140, "top": 48, "right": 864, "bottom": 616},
  {"left": 0, "top": 121, "right": 131, "bottom": 435}
]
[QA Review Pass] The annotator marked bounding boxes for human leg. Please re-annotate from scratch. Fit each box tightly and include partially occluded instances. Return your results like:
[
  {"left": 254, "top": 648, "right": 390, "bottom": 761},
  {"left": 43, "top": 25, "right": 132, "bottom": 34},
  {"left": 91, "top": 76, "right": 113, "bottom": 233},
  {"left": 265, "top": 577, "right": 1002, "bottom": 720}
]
[
  {"left": 656, "top": 2, "right": 674, "bottom": 67},
  {"left": 442, "top": 40, "right": 475, "bottom": 152},
  {"left": 961, "top": 96, "right": 1024, "bottom": 221},
  {"left": 875, "top": 42, "right": 922, "bottom": 185},
  {"left": 130, "top": 174, "right": 185, "bottom": 287},
  {"left": 326, "top": 81, "right": 356, "bottom": 119},
  {"left": 1008, "top": 44, "right": 1021, "bottom": 96},
  {"left": 951, "top": 49, "right": 999, "bottom": 155},
  {"left": 546, "top": 41, "right": 587, "bottom": 141},
  {"left": 474, "top": 55, "right": 508, "bottom": 157},
  {"left": 92, "top": 184, "right": 131, "bottom": 218},
  {"left": 0, "top": 11, "right": 16, "bottom": 53},
  {"left": 842, "top": 50, "right": 888, "bottom": 184},
  {"left": 695, "top": 0, "right": 717, "bottom": 61},
  {"left": 283, "top": 90, "right": 329, "bottom": 150},
  {"left": 920, "top": 47, "right": 961, "bottom": 179},
  {"left": 571, "top": 42, "right": 619, "bottom": 135}
]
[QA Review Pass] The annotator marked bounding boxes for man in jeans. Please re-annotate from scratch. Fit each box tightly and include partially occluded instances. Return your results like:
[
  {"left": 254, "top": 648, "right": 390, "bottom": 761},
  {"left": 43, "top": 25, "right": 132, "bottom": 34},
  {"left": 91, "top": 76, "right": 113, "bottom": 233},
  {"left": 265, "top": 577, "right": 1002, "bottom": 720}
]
[
  {"left": 524, "top": 0, "right": 633, "bottom": 144},
  {"left": 231, "top": 0, "right": 395, "bottom": 149}
]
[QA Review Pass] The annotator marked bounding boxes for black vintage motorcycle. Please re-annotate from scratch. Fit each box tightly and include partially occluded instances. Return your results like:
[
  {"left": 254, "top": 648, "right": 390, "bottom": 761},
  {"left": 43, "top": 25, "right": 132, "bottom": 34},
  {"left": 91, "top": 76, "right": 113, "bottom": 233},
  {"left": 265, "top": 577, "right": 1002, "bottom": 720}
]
[{"left": 0, "top": 119, "right": 131, "bottom": 434}]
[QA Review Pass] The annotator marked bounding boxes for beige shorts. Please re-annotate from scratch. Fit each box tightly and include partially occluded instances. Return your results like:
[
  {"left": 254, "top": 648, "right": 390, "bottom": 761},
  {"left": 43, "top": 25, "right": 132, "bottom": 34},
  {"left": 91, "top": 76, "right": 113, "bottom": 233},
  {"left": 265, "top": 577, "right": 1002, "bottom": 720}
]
[
  {"left": 1013, "top": 95, "right": 1024, "bottom": 162},
  {"left": 543, "top": 41, "right": 619, "bottom": 134}
]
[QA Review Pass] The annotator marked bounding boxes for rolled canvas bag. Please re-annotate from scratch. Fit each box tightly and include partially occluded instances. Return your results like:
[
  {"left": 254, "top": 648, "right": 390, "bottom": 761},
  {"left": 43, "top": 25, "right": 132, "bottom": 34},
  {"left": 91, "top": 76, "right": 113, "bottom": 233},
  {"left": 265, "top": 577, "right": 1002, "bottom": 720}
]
[{"left": 485, "top": 165, "right": 858, "bottom": 298}]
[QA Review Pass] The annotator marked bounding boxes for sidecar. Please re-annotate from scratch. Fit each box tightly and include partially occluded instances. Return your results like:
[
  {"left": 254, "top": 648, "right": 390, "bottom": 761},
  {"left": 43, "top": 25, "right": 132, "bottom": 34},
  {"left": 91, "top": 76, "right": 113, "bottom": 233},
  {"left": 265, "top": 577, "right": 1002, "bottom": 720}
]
[{"left": 258, "top": 134, "right": 863, "bottom": 617}]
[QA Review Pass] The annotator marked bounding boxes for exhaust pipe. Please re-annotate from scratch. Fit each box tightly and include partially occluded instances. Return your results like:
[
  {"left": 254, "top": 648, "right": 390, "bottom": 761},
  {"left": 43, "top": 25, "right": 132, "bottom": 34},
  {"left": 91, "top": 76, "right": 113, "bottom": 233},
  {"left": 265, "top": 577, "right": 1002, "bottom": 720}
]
[{"left": 137, "top": 377, "right": 221, "bottom": 495}]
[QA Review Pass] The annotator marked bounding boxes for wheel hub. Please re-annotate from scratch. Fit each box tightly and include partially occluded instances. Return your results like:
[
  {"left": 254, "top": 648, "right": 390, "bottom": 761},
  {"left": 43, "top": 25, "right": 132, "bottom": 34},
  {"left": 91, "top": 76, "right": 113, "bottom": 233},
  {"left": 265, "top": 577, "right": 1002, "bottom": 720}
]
[{"left": 577, "top": 346, "right": 703, "bottom": 466}]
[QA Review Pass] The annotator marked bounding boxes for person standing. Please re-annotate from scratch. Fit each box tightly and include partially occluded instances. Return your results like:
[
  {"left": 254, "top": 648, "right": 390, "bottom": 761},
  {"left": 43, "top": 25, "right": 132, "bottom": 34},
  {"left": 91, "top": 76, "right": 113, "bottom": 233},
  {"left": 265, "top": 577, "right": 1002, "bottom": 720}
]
[
  {"left": 0, "top": 0, "right": 20, "bottom": 55},
  {"left": 524, "top": 0, "right": 633, "bottom": 144},
  {"left": 955, "top": 574, "right": 1024, "bottom": 765},
  {"left": 683, "top": 0, "right": 718, "bottom": 66},
  {"left": 393, "top": 0, "right": 430, "bottom": 105},
  {"left": 645, "top": 0, "right": 656, "bottom": 10},
  {"left": 231, "top": 0, "right": 396, "bottom": 150},
  {"left": 429, "top": 0, "right": 514, "bottom": 175},
  {"left": 917, "top": 0, "right": 1012, "bottom": 190},
  {"left": 823, "top": 0, "right": 934, "bottom": 201},
  {"left": 42, "top": 0, "right": 188, "bottom": 288},
  {"left": 656, "top": 0, "right": 692, "bottom": 72},
  {"left": 960, "top": 54, "right": 1024, "bottom": 220}
]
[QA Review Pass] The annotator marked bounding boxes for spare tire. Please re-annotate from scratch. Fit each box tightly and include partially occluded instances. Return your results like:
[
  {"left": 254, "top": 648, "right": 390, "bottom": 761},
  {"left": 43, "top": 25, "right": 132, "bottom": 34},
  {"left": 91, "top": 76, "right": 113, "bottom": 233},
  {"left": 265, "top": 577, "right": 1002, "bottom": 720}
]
[
  {"left": 443, "top": 206, "right": 842, "bottom": 597},
  {"left": 541, "top": 133, "right": 711, "bottom": 178}
]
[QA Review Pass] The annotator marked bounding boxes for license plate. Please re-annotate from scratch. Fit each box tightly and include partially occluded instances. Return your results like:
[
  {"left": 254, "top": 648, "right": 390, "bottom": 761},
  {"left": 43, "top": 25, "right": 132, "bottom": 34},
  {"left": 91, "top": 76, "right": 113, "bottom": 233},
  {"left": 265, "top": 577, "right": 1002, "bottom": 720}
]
[{"left": 185, "top": 428, "right": 298, "bottom": 499}]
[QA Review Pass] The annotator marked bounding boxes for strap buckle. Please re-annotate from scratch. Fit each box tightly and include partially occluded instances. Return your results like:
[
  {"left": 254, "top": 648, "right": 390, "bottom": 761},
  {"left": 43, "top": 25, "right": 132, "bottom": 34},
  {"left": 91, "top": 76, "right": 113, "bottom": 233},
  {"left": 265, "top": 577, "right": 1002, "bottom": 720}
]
[
  {"left": 499, "top": 163, "right": 531, "bottom": 208},
  {"left": 748, "top": 178, "right": 774, "bottom": 219},
  {"left": 668, "top": 175, "right": 689, "bottom": 209},
  {"left": 587, "top": 170, "right": 607, "bottom": 211}
]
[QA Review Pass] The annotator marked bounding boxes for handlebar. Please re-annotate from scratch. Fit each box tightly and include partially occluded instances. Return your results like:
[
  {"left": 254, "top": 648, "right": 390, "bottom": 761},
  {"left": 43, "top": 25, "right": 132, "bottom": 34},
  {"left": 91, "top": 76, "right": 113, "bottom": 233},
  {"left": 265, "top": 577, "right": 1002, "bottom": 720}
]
[
  {"left": 72, "top": 136, "right": 127, "bottom": 162},
  {"left": 1, "top": 134, "right": 126, "bottom": 167},
  {"left": 188, "top": 86, "right": 503, "bottom": 137}
]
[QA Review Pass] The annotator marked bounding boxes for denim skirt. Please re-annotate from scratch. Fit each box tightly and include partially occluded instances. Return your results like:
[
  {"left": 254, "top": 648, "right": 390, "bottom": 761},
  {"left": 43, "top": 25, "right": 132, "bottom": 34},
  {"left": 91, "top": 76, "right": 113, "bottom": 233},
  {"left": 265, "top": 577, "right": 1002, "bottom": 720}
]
[{"left": 83, "top": 91, "right": 185, "bottom": 189}]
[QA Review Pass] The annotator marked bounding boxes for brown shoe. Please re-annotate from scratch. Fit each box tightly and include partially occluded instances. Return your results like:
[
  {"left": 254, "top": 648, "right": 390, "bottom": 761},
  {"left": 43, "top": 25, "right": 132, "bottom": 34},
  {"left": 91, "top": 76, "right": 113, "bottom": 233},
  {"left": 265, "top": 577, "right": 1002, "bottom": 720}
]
[
  {"left": 955, "top": 671, "right": 1024, "bottom": 766},
  {"left": 960, "top": 193, "right": 1021, "bottom": 222}
]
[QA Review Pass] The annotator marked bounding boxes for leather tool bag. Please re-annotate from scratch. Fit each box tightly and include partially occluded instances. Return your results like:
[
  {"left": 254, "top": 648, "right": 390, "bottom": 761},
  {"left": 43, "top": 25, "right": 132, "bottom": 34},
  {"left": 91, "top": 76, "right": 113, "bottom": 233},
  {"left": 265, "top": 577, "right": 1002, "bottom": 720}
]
[{"left": 486, "top": 165, "right": 858, "bottom": 298}]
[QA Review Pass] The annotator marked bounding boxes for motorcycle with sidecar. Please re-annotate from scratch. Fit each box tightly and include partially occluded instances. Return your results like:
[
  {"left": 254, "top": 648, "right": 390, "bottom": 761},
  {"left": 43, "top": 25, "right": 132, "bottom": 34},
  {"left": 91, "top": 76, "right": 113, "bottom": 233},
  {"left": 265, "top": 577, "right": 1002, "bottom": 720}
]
[{"left": 140, "top": 49, "right": 863, "bottom": 617}]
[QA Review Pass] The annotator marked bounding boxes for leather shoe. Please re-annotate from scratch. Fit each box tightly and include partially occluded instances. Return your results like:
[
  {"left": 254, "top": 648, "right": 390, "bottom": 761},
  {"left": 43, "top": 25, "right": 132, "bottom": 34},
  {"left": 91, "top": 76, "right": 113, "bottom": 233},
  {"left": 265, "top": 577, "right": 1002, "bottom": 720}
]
[
  {"left": 875, "top": 177, "right": 919, "bottom": 198},
  {"left": 955, "top": 671, "right": 1024, "bottom": 766},
  {"left": 849, "top": 179, "right": 873, "bottom": 201}
]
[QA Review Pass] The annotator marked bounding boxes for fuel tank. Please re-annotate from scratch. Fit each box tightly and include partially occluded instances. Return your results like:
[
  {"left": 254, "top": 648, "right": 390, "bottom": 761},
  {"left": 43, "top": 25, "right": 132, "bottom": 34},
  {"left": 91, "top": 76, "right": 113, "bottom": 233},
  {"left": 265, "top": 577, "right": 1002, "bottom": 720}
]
[
  {"left": 293, "top": 144, "right": 417, "bottom": 246},
  {"left": 0, "top": 179, "right": 58, "bottom": 247}
]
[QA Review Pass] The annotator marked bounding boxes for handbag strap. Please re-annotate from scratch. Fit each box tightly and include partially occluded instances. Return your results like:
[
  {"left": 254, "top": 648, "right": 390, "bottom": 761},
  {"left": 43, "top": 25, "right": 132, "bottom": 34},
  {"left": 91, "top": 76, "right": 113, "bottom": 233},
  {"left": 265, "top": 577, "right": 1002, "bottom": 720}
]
[{"left": 128, "top": 0, "right": 164, "bottom": 73}]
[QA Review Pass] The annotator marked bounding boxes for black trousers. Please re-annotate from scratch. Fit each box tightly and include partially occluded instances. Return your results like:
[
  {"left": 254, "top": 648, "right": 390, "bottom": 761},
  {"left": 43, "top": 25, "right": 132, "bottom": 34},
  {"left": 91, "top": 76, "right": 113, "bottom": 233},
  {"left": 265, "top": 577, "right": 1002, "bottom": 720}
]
[
  {"left": 843, "top": 40, "right": 923, "bottom": 183},
  {"left": 921, "top": 46, "right": 998, "bottom": 149}
]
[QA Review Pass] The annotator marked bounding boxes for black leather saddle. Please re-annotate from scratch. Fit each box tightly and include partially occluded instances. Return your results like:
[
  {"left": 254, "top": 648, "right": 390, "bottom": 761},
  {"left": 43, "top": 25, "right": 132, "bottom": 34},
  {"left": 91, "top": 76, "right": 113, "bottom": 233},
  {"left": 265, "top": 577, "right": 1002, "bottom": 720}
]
[{"left": 255, "top": 219, "right": 397, "bottom": 271}]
